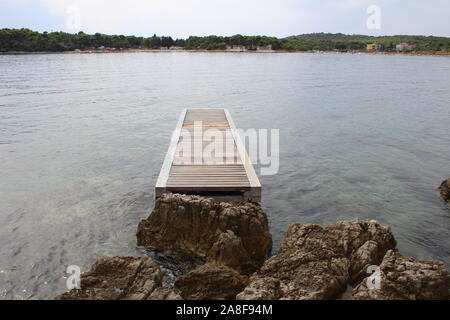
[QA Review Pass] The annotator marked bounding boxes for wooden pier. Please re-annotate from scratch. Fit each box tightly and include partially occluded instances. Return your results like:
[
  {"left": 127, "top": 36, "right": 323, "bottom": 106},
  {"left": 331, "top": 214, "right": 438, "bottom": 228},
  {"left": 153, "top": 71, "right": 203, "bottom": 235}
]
[{"left": 155, "top": 109, "right": 261, "bottom": 202}]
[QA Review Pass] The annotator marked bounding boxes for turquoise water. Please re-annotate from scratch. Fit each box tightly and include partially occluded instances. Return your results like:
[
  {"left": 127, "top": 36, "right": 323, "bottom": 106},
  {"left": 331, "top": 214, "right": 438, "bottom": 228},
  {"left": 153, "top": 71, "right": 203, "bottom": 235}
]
[{"left": 0, "top": 52, "right": 449, "bottom": 299}]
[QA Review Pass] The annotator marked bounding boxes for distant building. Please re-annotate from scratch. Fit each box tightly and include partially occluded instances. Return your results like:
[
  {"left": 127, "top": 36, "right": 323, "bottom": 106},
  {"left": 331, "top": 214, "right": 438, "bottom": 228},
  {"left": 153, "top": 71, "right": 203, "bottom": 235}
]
[
  {"left": 95, "top": 46, "right": 118, "bottom": 51},
  {"left": 396, "top": 43, "right": 415, "bottom": 51},
  {"left": 256, "top": 44, "right": 273, "bottom": 51},
  {"left": 226, "top": 45, "right": 246, "bottom": 51},
  {"left": 226, "top": 44, "right": 273, "bottom": 51},
  {"left": 366, "top": 43, "right": 384, "bottom": 52},
  {"left": 169, "top": 46, "right": 184, "bottom": 50}
]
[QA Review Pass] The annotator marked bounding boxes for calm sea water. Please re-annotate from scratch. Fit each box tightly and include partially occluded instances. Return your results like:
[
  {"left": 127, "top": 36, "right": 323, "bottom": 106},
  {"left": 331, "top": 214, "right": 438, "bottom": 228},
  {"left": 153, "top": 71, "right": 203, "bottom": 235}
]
[{"left": 0, "top": 52, "right": 449, "bottom": 299}]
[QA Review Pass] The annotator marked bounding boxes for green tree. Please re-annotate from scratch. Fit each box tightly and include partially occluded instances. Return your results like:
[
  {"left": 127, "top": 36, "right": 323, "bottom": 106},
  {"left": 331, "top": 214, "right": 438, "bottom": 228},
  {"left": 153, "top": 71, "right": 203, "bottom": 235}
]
[{"left": 161, "top": 36, "right": 174, "bottom": 48}]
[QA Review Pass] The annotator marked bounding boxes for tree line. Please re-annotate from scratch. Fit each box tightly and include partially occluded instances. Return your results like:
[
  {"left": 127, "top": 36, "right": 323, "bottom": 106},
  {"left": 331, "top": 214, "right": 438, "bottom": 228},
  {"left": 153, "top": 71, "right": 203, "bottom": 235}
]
[
  {"left": 1, "top": 29, "right": 449, "bottom": 53},
  {"left": 0, "top": 29, "right": 283, "bottom": 52},
  {"left": 183, "top": 35, "right": 283, "bottom": 50},
  {"left": 284, "top": 33, "right": 450, "bottom": 52},
  {"left": 0, "top": 29, "right": 184, "bottom": 52}
]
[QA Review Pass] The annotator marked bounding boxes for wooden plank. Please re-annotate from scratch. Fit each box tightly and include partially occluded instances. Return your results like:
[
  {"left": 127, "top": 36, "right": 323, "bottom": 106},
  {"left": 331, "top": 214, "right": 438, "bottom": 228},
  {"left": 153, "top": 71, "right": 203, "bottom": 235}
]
[{"left": 155, "top": 108, "right": 261, "bottom": 202}]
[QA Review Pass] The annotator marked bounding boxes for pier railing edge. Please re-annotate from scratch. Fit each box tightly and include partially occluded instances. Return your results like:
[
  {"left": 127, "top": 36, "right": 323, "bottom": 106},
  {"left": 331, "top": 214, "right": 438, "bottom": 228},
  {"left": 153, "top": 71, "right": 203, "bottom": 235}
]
[
  {"left": 155, "top": 108, "right": 187, "bottom": 198},
  {"left": 223, "top": 109, "right": 262, "bottom": 189}
]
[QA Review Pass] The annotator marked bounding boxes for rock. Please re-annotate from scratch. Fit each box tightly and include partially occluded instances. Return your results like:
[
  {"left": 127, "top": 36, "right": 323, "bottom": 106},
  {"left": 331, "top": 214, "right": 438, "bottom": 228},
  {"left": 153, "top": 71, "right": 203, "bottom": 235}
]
[
  {"left": 175, "top": 263, "right": 248, "bottom": 300},
  {"left": 206, "top": 230, "right": 254, "bottom": 275},
  {"left": 352, "top": 250, "right": 450, "bottom": 300},
  {"left": 147, "top": 287, "right": 182, "bottom": 300},
  {"left": 237, "top": 220, "right": 397, "bottom": 300},
  {"left": 349, "top": 240, "right": 381, "bottom": 284},
  {"left": 439, "top": 178, "right": 450, "bottom": 201},
  {"left": 136, "top": 194, "right": 272, "bottom": 300},
  {"left": 137, "top": 194, "right": 272, "bottom": 274},
  {"left": 57, "top": 256, "right": 180, "bottom": 300},
  {"left": 236, "top": 277, "right": 281, "bottom": 300},
  {"left": 239, "top": 249, "right": 350, "bottom": 300}
]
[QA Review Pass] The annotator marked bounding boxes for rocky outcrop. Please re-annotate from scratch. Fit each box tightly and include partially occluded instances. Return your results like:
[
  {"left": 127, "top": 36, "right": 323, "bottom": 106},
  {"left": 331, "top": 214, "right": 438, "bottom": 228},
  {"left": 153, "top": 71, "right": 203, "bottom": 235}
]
[
  {"left": 147, "top": 286, "right": 183, "bottom": 300},
  {"left": 237, "top": 220, "right": 397, "bottom": 300},
  {"left": 136, "top": 194, "right": 272, "bottom": 299},
  {"left": 353, "top": 250, "right": 450, "bottom": 300},
  {"left": 439, "top": 178, "right": 450, "bottom": 201},
  {"left": 175, "top": 263, "right": 248, "bottom": 300},
  {"left": 236, "top": 276, "right": 281, "bottom": 300},
  {"left": 137, "top": 194, "right": 272, "bottom": 275},
  {"left": 57, "top": 256, "right": 181, "bottom": 300},
  {"left": 57, "top": 192, "right": 449, "bottom": 301}
]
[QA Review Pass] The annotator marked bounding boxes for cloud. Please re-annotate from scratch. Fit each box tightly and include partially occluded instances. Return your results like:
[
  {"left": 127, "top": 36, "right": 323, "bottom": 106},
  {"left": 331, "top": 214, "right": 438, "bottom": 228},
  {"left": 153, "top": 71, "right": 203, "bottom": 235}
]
[
  {"left": 26, "top": 0, "right": 315, "bottom": 37},
  {"left": 1, "top": 0, "right": 449, "bottom": 37}
]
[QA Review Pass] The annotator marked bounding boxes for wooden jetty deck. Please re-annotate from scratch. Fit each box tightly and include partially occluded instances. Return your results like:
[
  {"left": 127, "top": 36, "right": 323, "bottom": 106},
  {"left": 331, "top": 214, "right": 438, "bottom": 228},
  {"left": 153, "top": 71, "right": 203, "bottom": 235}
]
[{"left": 155, "top": 109, "right": 261, "bottom": 202}]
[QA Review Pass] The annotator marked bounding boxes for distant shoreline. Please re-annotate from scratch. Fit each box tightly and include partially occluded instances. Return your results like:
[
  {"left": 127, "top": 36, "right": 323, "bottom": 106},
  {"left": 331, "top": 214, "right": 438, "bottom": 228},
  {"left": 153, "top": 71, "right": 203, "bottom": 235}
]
[{"left": 1, "top": 48, "right": 450, "bottom": 57}]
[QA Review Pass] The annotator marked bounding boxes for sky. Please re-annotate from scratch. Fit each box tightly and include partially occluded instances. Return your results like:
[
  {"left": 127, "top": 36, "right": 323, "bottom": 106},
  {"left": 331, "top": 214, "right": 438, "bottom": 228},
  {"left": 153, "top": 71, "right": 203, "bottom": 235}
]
[{"left": 1, "top": 0, "right": 449, "bottom": 38}]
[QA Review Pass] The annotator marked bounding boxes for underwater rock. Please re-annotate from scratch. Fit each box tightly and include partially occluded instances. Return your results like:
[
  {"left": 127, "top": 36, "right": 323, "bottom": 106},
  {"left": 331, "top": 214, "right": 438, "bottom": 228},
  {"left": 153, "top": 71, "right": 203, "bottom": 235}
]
[{"left": 439, "top": 178, "right": 450, "bottom": 201}]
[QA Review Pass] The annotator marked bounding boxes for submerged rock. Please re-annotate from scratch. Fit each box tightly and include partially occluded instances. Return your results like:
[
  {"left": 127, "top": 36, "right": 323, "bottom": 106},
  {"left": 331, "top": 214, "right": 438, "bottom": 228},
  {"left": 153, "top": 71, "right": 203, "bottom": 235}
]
[
  {"left": 175, "top": 263, "right": 248, "bottom": 300},
  {"left": 353, "top": 250, "right": 450, "bottom": 300},
  {"left": 57, "top": 256, "right": 181, "bottom": 300},
  {"left": 137, "top": 194, "right": 272, "bottom": 275},
  {"left": 237, "top": 220, "right": 397, "bottom": 300},
  {"left": 439, "top": 178, "right": 450, "bottom": 201}
]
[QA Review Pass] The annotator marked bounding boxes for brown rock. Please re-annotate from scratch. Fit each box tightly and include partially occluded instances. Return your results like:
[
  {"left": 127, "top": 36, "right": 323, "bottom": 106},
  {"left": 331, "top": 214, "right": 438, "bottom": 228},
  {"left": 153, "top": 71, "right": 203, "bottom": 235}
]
[
  {"left": 207, "top": 230, "right": 254, "bottom": 275},
  {"left": 240, "top": 249, "right": 350, "bottom": 300},
  {"left": 175, "top": 263, "right": 248, "bottom": 300},
  {"left": 236, "top": 277, "right": 281, "bottom": 300},
  {"left": 147, "top": 287, "right": 182, "bottom": 300},
  {"left": 137, "top": 194, "right": 272, "bottom": 274},
  {"left": 439, "top": 178, "right": 450, "bottom": 201},
  {"left": 352, "top": 250, "right": 450, "bottom": 300},
  {"left": 57, "top": 256, "right": 180, "bottom": 300},
  {"left": 237, "top": 220, "right": 397, "bottom": 300},
  {"left": 349, "top": 240, "right": 381, "bottom": 284}
]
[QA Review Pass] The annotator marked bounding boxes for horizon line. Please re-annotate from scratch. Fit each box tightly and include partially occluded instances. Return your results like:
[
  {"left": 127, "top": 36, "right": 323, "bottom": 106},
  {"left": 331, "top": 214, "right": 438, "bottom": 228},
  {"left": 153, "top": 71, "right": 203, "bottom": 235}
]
[{"left": 2, "top": 28, "right": 450, "bottom": 40}]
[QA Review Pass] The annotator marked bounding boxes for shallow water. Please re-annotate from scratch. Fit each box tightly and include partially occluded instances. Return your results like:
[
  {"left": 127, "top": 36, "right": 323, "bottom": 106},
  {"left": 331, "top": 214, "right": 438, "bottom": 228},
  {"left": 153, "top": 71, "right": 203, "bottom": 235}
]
[{"left": 0, "top": 52, "right": 449, "bottom": 299}]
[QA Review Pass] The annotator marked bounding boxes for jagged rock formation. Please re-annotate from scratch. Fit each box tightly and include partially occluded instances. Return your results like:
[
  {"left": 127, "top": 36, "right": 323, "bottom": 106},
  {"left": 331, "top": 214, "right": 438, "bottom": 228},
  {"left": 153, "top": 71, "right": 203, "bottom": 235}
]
[
  {"left": 147, "top": 287, "right": 183, "bottom": 300},
  {"left": 136, "top": 194, "right": 272, "bottom": 299},
  {"left": 137, "top": 194, "right": 272, "bottom": 276},
  {"left": 237, "top": 220, "right": 397, "bottom": 300},
  {"left": 175, "top": 263, "right": 248, "bottom": 300},
  {"left": 439, "top": 178, "right": 450, "bottom": 201},
  {"left": 353, "top": 250, "right": 450, "bottom": 300},
  {"left": 57, "top": 256, "right": 181, "bottom": 300},
  {"left": 57, "top": 193, "right": 449, "bottom": 301}
]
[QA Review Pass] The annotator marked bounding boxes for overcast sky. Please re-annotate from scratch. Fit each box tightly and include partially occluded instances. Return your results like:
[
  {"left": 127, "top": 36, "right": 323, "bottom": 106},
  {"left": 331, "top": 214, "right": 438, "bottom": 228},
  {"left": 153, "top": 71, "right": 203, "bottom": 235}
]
[{"left": 1, "top": 0, "right": 449, "bottom": 38}]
